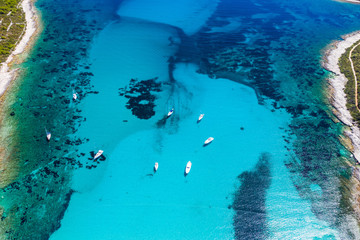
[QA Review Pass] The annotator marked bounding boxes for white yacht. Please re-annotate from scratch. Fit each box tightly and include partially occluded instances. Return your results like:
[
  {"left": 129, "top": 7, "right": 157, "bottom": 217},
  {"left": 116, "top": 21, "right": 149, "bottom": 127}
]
[
  {"left": 46, "top": 132, "right": 51, "bottom": 141},
  {"left": 185, "top": 161, "right": 192, "bottom": 175},
  {"left": 167, "top": 108, "right": 174, "bottom": 117},
  {"left": 154, "top": 162, "right": 159, "bottom": 172},
  {"left": 94, "top": 150, "right": 104, "bottom": 160},
  {"left": 45, "top": 128, "right": 51, "bottom": 141},
  {"left": 197, "top": 114, "right": 204, "bottom": 123},
  {"left": 73, "top": 92, "right": 78, "bottom": 101},
  {"left": 204, "top": 137, "right": 214, "bottom": 145}
]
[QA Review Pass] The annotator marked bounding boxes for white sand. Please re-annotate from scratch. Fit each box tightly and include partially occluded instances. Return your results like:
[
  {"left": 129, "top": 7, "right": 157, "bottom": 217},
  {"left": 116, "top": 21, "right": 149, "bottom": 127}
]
[
  {"left": 323, "top": 31, "right": 360, "bottom": 161},
  {"left": 0, "top": 0, "right": 39, "bottom": 97},
  {"left": 117, "top": 0, "right": 219, "bottom": 36}
]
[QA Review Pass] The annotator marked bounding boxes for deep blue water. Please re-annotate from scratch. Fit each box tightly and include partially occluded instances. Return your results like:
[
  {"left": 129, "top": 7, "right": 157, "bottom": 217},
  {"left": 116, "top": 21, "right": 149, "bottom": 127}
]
[{"left": 2, "top": 0, "right": 360, "bottom": 239}]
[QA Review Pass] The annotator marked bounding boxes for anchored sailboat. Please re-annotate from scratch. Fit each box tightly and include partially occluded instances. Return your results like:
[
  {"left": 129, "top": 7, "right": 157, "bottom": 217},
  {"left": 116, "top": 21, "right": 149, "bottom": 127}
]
[
  {"left": 93, "top": 150, "right": 104, "bottom": 160},
  {"left": 45, "top": 127, "right": 51, "bottom": 142},
  {"left": 184, "top": 161, "right": 192, "bottom": 176},
  {"left": 204, "top": 137, "right": 214, "bottom": 146},
  {"left": 167, "top": 108, "right": 174, "bottom": 118},
  {"left": 197, "top": 113, "right": 204, "bottom": 123},
  {"left": 154, "top": 162, "right": 159, "bottom": 173}
]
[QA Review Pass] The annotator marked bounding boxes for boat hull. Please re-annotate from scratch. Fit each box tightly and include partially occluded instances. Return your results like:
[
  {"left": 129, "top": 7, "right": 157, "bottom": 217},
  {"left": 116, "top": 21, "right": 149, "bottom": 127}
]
[
  {"left": 203, "top": 137, "right": 214, "bottom": 146},
  {"left": 167, "top": 108, "right": 174, "bottom": 118},
  {"left": 154, "top": 162, "right": 159, "bottom": 173},
  {"left": 184, "top": 161, "right": 192, "bottom": 176},
  {"left": 94, "top": 150, "right": 104, "bottom": 160},
  {"left": 197, "top": 114, "right": 204, "bottom": 123}
]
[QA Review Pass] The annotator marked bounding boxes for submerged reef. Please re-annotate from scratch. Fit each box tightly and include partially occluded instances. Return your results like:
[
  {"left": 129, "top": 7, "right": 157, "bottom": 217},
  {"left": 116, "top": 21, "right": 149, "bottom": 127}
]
[
  {"left": 0, "top": 0, "right": 115, "bottom": 238},
  {"left": 119, "top": 77, "right": 162, "bottom": 119},
  {"left": 232, "top": 153, "right": 271, "bottom": 240},
  {"left": 167, "top": 0, "right": 360, "bottom": 237}
]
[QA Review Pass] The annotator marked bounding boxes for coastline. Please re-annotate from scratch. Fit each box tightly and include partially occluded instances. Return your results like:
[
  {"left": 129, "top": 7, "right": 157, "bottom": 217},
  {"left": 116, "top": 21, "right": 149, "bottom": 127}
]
[
  {"left": 323, "top": 31, "right": 360, "bottom": 162},
  {"left": 0, "top": 0, "right": 40, "bottom": 98},
  {"left": 335, "top": 0, "right": 360, "bottom": 4},
  {"left": 323, "top": 31, "right": 360, "bottom": 223}
]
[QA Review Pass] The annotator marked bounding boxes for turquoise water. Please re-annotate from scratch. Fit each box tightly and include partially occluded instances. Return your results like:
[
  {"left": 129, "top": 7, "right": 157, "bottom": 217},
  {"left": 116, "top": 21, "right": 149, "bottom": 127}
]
[
  {"left": 3, "top": 0, "right": 360, "bottom": 238},
  {"left": 52, "top": 61, "right": 291, "bottom": 239}
]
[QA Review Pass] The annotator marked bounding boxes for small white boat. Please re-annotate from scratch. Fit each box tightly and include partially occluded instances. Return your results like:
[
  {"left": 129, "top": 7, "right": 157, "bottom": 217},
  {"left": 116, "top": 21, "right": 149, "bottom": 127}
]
[
  {"left": 197, "top": 114, "right": 204, "bottom": 123},
  {"left": 185, "top": 161, "right": 192, "bottom": 175},
  {"left": 167, "top": 108, "right": 174, "bottom": 117},
  {"left": 46, "top": 132, "right": 51, "bottom": 141},
  {"left": 94, "top": 150, "right": 104, "bottom": 160},
  {"left": 204, "top": 137, "right": 214, "bottom": 145},
  {"left": 73, "top": 92, "right": 78, "bottom": 101},
  {"left": 45, "top": 127, "right": 51, "bottom": 141},
  {"left": 154, "top": 162, "right": 159, "bottom": 172}
]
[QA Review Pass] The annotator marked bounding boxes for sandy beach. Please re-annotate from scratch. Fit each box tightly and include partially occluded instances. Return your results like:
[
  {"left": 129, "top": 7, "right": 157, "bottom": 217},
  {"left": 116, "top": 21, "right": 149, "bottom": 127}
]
[
  {"left": 323, "top": 31, "right": 360, "bottom": 161},
  {"left": 0, "top": 0, "right": 40, "bottom": 97}
]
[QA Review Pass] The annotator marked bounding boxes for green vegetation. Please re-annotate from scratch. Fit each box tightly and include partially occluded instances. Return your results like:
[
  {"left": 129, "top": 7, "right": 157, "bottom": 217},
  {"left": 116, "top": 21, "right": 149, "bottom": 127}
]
[
  {"left": 0, "top": 0, "right": 26, "bottom": 62},
  {"left": 339, "top": 40, "right": 360, "bottom": 125}
]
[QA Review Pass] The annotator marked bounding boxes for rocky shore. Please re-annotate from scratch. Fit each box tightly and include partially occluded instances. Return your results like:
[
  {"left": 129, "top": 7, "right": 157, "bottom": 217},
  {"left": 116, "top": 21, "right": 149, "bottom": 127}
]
[
  {"left": 323, "top": 31, "right": 360, "bottom": 161},
  {"left": 0, "top": 0, "right": 40, "bottom": 97},
  {"left": 323, "top": 31, "right": 360, "bottom": 223}
]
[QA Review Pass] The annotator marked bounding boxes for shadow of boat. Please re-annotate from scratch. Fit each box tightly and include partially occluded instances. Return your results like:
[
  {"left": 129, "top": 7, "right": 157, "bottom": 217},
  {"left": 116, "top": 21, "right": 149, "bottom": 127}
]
[
  {"left": 156, "top": 116, "right": 168, "bottom": 128},
  {"left": 203, "top": 142, "right": 212, "bottom": 147}
]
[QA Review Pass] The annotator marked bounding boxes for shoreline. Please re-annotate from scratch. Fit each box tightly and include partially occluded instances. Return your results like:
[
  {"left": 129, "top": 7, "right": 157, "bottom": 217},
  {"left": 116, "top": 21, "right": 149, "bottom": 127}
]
[
  {"left": 322, "top": 31, "right": 360, "bottom": 162},
  {"left": 0, "top": 0, "right": 40, "bottom": 98},
  {"left": 335, "top": 0, "right": 360, "bottom": 4},
  {"left": 323, "top": 30, "right": 360, "bottom": 223}
]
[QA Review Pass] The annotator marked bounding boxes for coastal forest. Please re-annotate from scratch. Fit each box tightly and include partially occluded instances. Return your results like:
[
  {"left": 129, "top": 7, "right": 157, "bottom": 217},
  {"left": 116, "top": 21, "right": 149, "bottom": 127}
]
[
  {"left": 339, "top": 40, "right": 360, "bottom": 125},
  {"left": 0, "top": 0, "right": 25, "bottom": 62}
]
